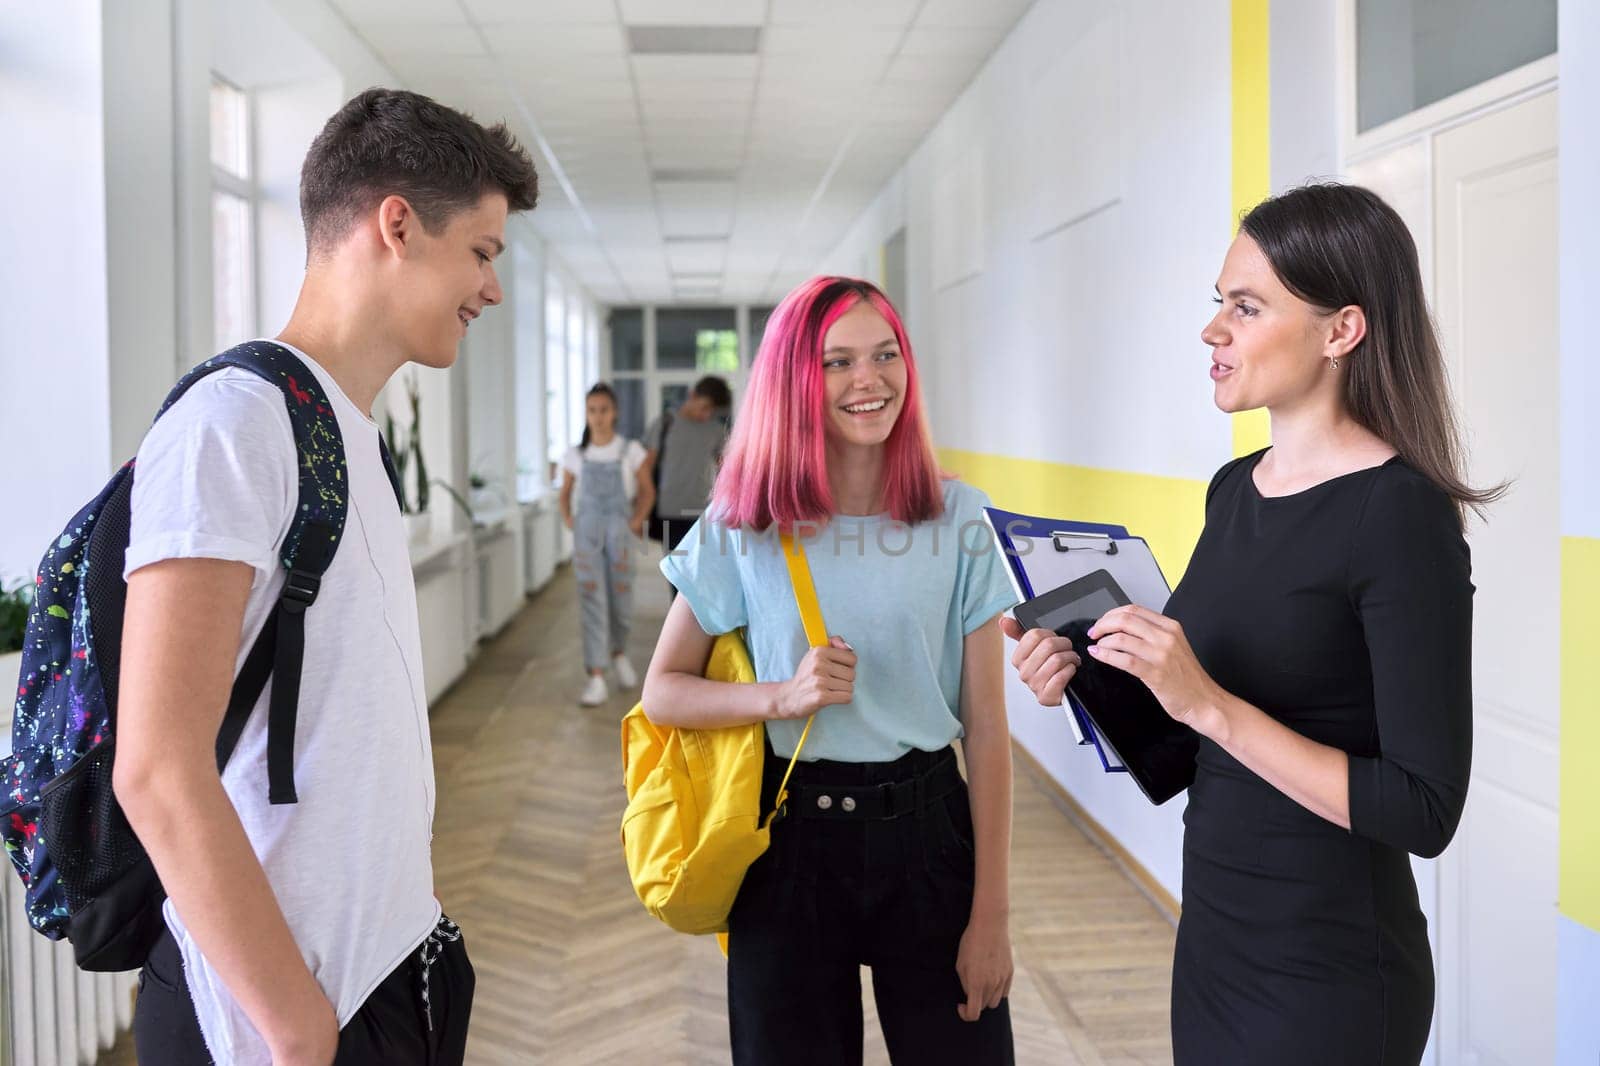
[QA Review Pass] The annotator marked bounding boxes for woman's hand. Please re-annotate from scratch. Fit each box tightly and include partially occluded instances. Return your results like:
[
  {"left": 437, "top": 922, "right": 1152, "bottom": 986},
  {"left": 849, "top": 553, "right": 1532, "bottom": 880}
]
[
  {"left": 1088, "top": 605, "right": 1224, "bottom": 735},
  {"left": 955, "top": 910, "right": 1013, "bottom": 1022},
  {"left": 562, "top": 511, "right": 574, "bottom": 531},
  {"left": 998, "top": 616, "right": 1081, "bottom": 707},
  {"left": 628, "top": 514, "right": 645, "bottom": 538},
  {"left": 771, "top": 636, "right": 855, "bottom": 720}
]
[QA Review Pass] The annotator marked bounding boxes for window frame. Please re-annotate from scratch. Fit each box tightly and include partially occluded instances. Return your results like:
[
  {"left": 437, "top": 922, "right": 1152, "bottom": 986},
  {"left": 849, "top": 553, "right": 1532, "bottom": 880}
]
[{"left": 209, "top": 73, "right": 258, "bottom": 351}]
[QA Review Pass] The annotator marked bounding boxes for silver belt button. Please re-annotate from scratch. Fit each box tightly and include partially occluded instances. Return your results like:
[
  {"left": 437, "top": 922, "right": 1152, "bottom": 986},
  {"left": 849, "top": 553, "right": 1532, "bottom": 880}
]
[
  {"left": 841, "top": 796, "right": 857, "bottom": 813},
  {"left": 816, "top": 794, "right": 833, "bottom": 810}
]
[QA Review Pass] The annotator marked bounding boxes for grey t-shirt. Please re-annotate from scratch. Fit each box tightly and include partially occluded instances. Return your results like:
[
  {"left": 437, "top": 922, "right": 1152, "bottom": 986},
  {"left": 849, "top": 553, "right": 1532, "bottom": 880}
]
[{"left": 645, "top": 408, "right": 730, "bottom": 518}]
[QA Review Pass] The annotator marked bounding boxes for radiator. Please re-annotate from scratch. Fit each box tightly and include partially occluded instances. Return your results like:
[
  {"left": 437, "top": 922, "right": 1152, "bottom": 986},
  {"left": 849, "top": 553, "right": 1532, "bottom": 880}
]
[{"left": 0, "top": 875, "right": 138, "bottom": 1066}]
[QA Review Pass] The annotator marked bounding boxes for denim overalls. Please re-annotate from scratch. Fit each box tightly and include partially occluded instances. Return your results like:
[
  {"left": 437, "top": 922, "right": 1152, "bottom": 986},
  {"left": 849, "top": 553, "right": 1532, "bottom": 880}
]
[{"left": 573, "top": 446, "right": 634, "bottom": 671}]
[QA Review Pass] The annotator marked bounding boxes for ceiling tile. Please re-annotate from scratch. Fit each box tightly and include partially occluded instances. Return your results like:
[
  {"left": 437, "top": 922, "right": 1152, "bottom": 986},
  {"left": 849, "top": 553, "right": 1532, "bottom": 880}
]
[
  {"left": 478, "top": 23, "right": 625, "bottom": 54},
  {"left": 320, "top": 0, "right": 1023, "bottom": 311},
  {"left": 665, "top": 239, "right": 728, "bottom": 274},
  {"left": 464, "top": 0, "right": 617, "bottom": 22},
  {"left": 915, "top": 0, "right": 1036, "bottom": 29},
  {"left": 331, "top": 0, "right": 459, "bottom": 23},
  {"left": 630, "top": 55, "right": 760, "bottom": 81},
  {"left": 357, "top": 24, "right": 481, "bottom": 56},
  {"left": 619, "top": 0, "right": 767, "bottom": 26},
  {"left": 768, "top": 0, "right": 917, "bottom": 27},
  {"left": 761, "top": 25, "right": 905, "bottom": 56}
]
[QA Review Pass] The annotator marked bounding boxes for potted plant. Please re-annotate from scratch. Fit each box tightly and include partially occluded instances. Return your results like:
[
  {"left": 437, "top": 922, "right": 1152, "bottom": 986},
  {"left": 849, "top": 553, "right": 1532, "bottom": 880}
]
[
  {"left": 0, "top": 577, "right": 33, "bottom": 715},
  {"left": 387, "top": 373, "right": 432, "bottom": 546}
]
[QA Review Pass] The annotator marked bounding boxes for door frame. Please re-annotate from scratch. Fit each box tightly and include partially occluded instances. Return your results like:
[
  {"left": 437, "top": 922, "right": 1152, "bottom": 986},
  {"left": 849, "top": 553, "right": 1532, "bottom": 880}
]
[
  {"left": 1335, "top": 0, "right": 1557, "bottom": 169},
  {"left": 1333, "top": 8, "right": 1561, "bottom": 1064}
]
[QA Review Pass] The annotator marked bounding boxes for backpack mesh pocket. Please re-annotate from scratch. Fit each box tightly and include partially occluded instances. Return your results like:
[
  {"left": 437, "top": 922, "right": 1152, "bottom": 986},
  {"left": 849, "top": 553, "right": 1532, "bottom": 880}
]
[{"left": 37, "top": 740, "right": 147, "bottom": 914}]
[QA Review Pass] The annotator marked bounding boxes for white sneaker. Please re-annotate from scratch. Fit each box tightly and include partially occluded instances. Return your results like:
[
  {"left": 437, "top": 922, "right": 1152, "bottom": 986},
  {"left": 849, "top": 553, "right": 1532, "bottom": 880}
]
[
  {"left": 612, "top": 654, "right": 638, "bottom": 689},
  {"left": 580, "top": 674, "right": 608, "bottom": 707}
]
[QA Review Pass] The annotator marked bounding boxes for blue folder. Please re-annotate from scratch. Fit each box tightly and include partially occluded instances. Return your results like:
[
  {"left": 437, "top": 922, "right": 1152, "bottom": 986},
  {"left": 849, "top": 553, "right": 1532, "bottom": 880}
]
[{"left": 982, "top": 506, "right": 1173, "bottom": 775}]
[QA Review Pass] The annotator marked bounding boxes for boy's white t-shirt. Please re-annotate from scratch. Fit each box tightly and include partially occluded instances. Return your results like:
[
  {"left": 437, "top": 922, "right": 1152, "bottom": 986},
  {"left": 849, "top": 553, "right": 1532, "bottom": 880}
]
[
  {"left": 560, "top": 437, "right": 648, "bottom": 509},
  {"left": 124, "top": 341, "right": 439, "bottom": 1066}
]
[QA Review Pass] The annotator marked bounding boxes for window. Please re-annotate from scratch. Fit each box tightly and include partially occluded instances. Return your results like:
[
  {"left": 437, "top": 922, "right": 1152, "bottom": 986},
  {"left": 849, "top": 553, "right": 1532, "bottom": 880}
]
[
  {"left": 567, "top": 291, "right": 586, "bottom": 450},
  {"left": 1356, "top": 0, "right": 1556, "bottom": 132},
  {"left": 609, "top": 308, "right": 645, "bottom": 371},
  {"left": 747, "top": 305, "right": 776, "bottom": 364},
  {"left": 545, "top": 274, "right": 567, "bottom": 473},
  {"left": 657, "top": 308, "right": 738, "bottom": 371},
  {"left": 210, "top": 77, "right": 255, "bottom": 352}
]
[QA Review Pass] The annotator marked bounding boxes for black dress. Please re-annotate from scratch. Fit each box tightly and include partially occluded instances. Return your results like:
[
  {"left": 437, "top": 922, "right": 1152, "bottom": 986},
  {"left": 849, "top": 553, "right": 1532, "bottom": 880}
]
[{"left": 1162, "top": 450, "right": 1474, "bottom": 1066}]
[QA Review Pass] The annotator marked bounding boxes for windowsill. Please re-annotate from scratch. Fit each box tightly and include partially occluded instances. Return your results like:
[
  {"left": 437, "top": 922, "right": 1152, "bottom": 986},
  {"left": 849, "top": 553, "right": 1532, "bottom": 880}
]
[
  {"left": 409, "top": 531, "right": 468, "bottom": 578},
  {"left": 472, "top": 510, "right": 512, "bottom": 543}
]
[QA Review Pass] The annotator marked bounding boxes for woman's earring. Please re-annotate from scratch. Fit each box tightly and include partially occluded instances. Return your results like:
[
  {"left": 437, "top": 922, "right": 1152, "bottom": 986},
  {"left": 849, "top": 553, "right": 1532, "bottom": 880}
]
[{"left": 1330, "top": 357, "right": 1341, "bottom": 371}]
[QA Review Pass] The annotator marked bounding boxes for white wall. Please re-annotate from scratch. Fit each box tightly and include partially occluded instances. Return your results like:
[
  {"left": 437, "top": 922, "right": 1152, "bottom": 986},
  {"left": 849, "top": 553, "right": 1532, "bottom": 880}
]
[
  {"left": 464, "top": 228, "right": 521, "bottom": 513},
  {"left": 104, "top": 0, "right": 181, "bottom": 467},
  {"left": 0, "top": 4, "right": 114, "bottom": 584},
  {"left": 824, "top": 0, "right": 1233, "bottom": 487},
  {"left": 512, "top": 224, "right": 549, "bottom": 498},
  {"left": 821, "top": 0, "right": 1236, "bottom": 898},
  {"left": 1271, "top": 0, "right": 1340, "bottom": 188},
  {"left": 1561, "top": 0, "right": 1600, "bottom": 538},
  {"left": 257, "top": 77, "right": 345, "bottom": 333}
]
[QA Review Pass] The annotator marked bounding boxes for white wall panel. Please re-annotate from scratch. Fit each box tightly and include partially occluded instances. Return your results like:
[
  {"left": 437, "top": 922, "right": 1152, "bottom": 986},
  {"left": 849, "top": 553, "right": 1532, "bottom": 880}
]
[{"left": 820, "top": 0, "right": 1237, "bottom": 900}]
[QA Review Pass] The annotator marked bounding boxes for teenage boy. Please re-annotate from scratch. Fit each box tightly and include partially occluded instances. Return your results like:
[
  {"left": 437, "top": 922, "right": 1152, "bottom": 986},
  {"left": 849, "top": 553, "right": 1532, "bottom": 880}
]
[
  {"left": 115, "top": 88, "right": 538, "bottom": 1066},
  {"left": 644, "top": 375, "right": 734, "bottom": 559}
]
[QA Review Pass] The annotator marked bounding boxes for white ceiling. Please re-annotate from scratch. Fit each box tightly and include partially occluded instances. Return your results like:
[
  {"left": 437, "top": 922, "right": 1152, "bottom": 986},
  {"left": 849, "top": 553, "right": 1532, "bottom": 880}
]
[{"left": 326, "top": 0, "right": 1036, "bottom": 305}]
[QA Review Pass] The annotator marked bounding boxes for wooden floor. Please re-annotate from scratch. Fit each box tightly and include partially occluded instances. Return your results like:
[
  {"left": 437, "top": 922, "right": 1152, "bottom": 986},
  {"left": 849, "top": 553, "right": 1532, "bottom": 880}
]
[
  {"left": 109, "top": 555, "right": 1176, "bottom": 1064},
  {"left": 430, "top": 558, "right": 1176, "bottom": 1066}
]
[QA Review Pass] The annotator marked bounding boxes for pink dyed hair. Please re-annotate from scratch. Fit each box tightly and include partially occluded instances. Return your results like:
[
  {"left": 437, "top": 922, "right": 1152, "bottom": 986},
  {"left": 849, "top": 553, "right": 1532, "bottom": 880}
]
[{"left": 711, "top": 276, "right": 946, "bottom": 531}]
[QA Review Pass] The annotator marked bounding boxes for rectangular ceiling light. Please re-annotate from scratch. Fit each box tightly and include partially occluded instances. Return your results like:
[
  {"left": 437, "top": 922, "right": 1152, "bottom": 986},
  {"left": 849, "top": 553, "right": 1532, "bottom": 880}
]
[
  {"left": 628, "top": 26, "right": 761, "bottom": 55},
  {"left": 652, "top": 168, "right": 738, "bottom": 183}
]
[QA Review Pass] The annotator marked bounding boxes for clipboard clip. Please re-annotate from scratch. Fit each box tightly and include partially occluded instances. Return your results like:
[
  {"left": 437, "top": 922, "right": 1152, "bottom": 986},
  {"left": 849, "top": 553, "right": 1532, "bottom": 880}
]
[{"left": 1051, "top": 531, "right": 1119, "bottom": 555}]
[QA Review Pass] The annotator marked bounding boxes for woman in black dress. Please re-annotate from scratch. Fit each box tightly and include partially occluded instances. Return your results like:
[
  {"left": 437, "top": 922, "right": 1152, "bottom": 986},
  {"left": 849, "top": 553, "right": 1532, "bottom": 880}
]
[{"left": 1004, "top": 183, "right": 1498, "bottom": 1065}]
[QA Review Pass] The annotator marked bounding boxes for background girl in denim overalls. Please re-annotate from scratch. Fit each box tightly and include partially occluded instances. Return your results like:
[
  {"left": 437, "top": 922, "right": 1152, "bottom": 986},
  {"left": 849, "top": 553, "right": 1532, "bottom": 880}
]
[{"left": 559, "top": 383, "right": 654, "bottom": 707}]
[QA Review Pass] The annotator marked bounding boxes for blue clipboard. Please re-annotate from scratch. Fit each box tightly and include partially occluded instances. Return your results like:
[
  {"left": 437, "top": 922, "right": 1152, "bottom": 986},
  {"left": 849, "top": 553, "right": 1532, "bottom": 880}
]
[{"left": 983, "top": 506, "right": 1173, "bottom": 774}]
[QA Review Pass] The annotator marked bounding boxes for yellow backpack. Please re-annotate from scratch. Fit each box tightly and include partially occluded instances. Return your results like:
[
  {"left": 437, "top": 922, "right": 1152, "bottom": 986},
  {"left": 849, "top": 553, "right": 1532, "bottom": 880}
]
[{"left": 620, "top": 532, "right": 825, "bottom": 937}]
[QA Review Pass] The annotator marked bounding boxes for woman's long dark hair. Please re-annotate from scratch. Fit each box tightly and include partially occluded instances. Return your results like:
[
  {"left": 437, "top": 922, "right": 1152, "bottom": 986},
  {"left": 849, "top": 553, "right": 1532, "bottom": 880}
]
[
  {"left": 1239, "top": 182, "right": 1504, "bottom": 526},
  {"left": 579, "top": 382, "right": 617, "bottom": 450}
]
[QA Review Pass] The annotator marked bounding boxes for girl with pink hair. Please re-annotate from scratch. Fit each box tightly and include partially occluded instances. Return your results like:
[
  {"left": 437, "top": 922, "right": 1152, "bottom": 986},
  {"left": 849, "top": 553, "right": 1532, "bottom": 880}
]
[{"left": 642, "top": 277, "right": 1018, "bottom": 1064}]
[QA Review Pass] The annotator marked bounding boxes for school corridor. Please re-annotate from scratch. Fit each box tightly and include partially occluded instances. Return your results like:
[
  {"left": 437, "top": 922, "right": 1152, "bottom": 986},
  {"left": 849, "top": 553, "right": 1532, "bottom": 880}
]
[
  {"left": 81, "top": 555, "right": 1176, "bottom": 1066},
  {"left": 5, "top": 0, "right": 1600, "bottom": 1063},
  {"left": 424, "top": 556, "right": 1176, "bottom": 1065}
]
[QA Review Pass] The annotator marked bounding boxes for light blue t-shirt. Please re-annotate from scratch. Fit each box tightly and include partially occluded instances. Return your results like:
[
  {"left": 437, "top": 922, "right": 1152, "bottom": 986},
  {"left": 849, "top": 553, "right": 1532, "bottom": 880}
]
[{"left": 661, "top": 480, "right": 1018, "bottom": 762}]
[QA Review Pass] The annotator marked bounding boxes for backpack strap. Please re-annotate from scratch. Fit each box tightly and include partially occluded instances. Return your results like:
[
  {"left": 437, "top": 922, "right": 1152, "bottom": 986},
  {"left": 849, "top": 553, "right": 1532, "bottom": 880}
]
[
  {"left": 156, "top": 341, "right": 375, "bottom": 805},
  {"left": 763, "top": 532, "right": 828, "bottom": 827}
]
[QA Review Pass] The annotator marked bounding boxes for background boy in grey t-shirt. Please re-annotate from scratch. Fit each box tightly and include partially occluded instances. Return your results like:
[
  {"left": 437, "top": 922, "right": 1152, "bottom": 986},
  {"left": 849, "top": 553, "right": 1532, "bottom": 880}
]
[{"left": 643, "top": 375, "right": 733, "bottom": 556}]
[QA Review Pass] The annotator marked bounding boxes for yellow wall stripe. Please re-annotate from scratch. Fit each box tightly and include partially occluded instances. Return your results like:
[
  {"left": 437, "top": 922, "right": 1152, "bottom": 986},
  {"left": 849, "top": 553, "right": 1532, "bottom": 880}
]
[
  {"left": 940, "top": 449, "right": 1209, "bottom": 582},
  {"left": 1230, "top": 0, "right": 1272, "bottom": 458},
  {"left": 1561, "top": 535, "right": 1600, "bottom": 930}
]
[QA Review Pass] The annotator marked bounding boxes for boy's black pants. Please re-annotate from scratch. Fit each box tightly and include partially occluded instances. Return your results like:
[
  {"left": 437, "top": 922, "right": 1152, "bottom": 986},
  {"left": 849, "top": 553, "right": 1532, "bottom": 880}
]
[{"left": 133, "top": 915, "right": 474, "bottom": 1065}]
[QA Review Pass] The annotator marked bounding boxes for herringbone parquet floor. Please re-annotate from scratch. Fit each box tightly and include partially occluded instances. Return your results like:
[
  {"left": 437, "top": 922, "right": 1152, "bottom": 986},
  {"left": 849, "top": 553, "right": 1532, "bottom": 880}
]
[
  {"left": 106, "top": 551, "right": 1176, "bottom": 1065},
  {"left": 429, "top": 555, "right": 1176, "bottom": 1066}
]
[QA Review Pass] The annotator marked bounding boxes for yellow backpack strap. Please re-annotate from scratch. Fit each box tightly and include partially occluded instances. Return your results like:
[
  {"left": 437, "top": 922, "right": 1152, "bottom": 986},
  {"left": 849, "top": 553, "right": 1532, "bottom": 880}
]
[{"left": 766, "top": 531, "right": 828, "bottom": 826}]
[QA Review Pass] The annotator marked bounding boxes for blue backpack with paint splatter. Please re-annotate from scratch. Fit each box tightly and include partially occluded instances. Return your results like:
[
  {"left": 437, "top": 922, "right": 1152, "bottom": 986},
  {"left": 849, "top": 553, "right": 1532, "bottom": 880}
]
[{"left": 0, "top": 341, "right": 401, "bottom": 972}]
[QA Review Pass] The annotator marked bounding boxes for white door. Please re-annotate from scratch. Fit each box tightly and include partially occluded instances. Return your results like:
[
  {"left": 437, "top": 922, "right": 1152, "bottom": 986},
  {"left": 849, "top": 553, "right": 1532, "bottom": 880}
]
[{"left": 1432, "top": 90, "right": 1562, "bottom": 1066}]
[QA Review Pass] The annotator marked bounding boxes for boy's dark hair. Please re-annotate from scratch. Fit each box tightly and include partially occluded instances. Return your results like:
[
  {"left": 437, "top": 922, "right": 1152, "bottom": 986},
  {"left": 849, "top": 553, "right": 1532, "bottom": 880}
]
[
  {"left": 300, "top": 88, "right": 539, "bottom": 257},
  {"left": 691, "top": 376, "right": 733, "bottom": 410}
]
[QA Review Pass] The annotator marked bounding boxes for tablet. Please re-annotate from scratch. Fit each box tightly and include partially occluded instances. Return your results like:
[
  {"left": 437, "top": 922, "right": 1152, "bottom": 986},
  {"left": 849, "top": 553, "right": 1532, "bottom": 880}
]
[
  {"left": 1014, "top": 571, "right": 1197, "bottom": 805},
  {"left": 1059, "top": 615, "right": 1198, "bottom": 805},
  {"left": 1012, "top": 568, "right": 1130, "bottom": 636}
]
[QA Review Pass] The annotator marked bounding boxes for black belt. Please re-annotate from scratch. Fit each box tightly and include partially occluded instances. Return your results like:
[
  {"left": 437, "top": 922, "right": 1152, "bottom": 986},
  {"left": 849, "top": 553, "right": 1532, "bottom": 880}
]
[{"left": 787, "top": 754, "right": 963, "bottom": 821}]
